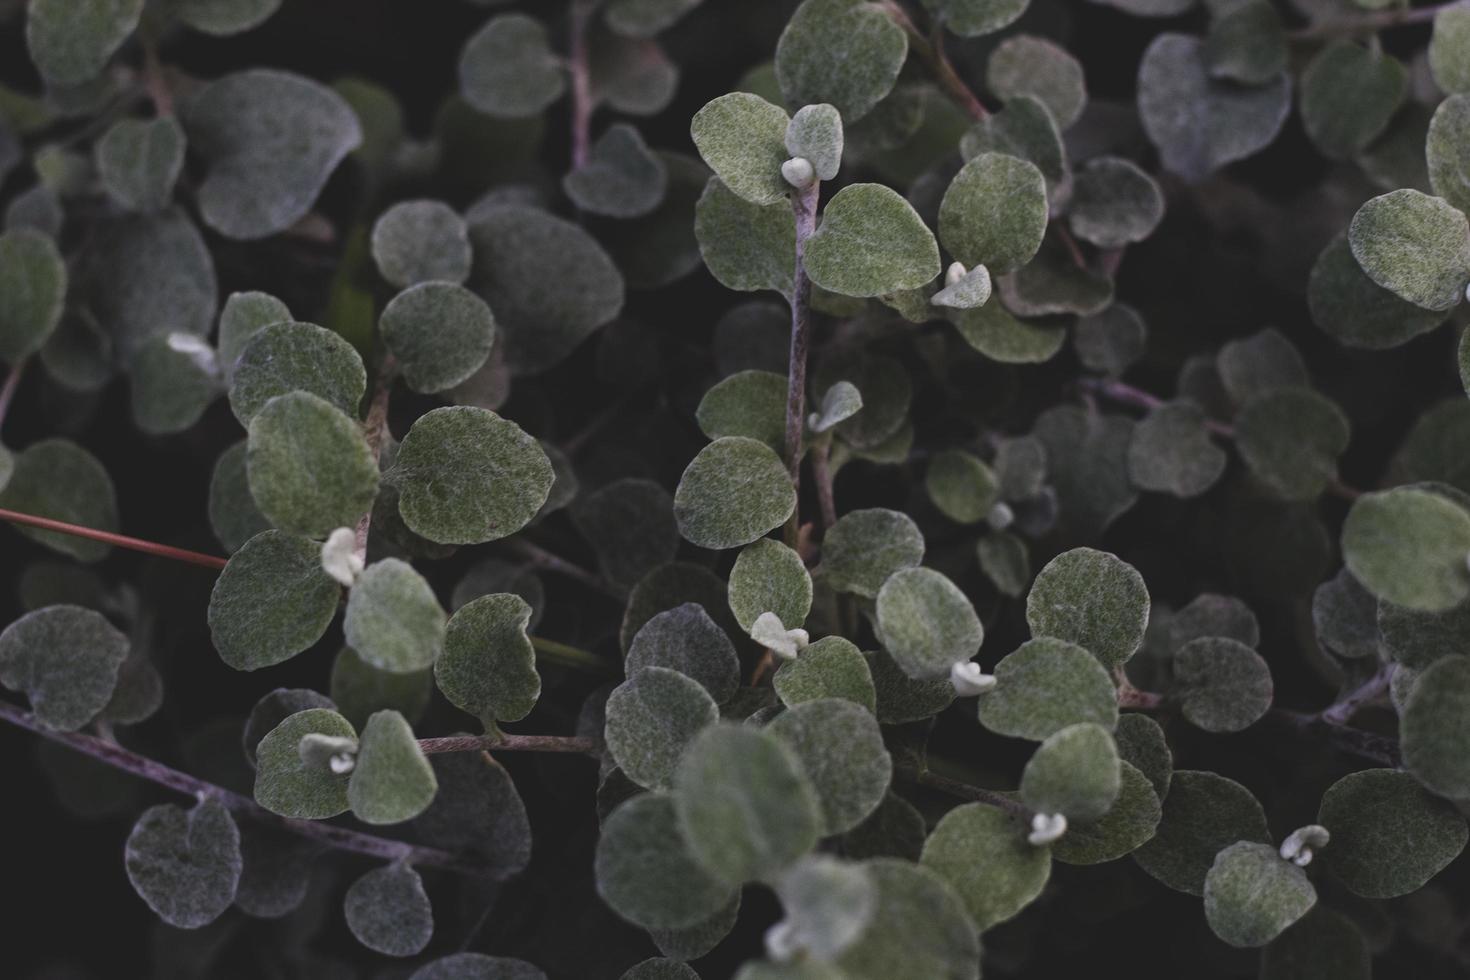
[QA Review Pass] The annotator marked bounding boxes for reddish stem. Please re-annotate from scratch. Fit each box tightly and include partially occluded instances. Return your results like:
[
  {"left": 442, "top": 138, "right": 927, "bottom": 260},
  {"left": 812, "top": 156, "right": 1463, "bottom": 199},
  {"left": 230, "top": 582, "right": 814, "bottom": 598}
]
[
  {"left": 0, "top": 357, "right": 25, "bottom": 431},
  {"left": 784, "top": 181, "right": 820, "bottom": 549},
  {"left": 418, "top": 733, "right": 601, "bottom": 755},
  {"left": 568, "top": 0, "right": 594, "bottom": 171},
  {"left": 0, "top": 507, "right": 228, "bottom": 570}
]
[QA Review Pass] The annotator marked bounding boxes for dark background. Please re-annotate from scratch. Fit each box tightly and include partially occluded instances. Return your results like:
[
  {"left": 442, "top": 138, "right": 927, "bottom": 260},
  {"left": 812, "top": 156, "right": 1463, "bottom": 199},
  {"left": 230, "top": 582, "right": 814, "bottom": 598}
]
[{"left": 1, "top": 0, "right": 1467, "bottom": 977}]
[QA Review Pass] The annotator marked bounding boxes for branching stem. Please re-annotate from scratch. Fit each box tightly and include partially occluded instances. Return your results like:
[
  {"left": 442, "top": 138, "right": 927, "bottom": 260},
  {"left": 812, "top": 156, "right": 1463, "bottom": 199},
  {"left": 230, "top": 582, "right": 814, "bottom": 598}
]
[
  {"left": 1287, "top": 3, "right": 1449, "bottom": 40},
  {"left": 894, "top": 763, "right": 1032, "bottom": 818},
  {"left": 503, "top": 537, "right": 625, "bottom": 599},
  {"left": 355, "top": 357, "right": 396, "bottom": 559},
  {"left": 0, "top": 507, "right": 228, "bottom": 569},
  {"left": 568, "top": 0, "right": 595, "bottom": 171},
  {"left": 1320, "top": 664, "right": 1395, "bottom": 727},
  {"left": 880, "top": 2, "right": 988, "bottom": 120},
  {"left": 785, "top": 181, "right": 820, "bottom": 548},
  {"left": 418, "top": 733, "right": 601, "bottom": 755},
  {"left": 810, "top": 439, "right": 838, "bottom": 530}
]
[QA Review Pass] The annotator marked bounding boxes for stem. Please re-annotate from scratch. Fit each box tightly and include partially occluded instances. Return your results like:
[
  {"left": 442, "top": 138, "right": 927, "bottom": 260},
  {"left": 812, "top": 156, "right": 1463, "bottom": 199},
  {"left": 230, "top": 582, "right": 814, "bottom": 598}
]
[
  {"left": 0, "top": 507, "right": 228, "bottom": 570},
  {"left": 0, "top": 356, "right": 26, "bottom": 432},
  {"left": 530, "top": 635, "right": 616, "bottom": 675},
  {"left": 418, "top": 733, "right": 601, "bottom": 755},
  {"left": 1320, "top": 665, "right": 1394, "bottom": 727},
  {"left": 894, "top": 763, "right": 1032, "bottom": 819},
  {"left": 355, "top": 358, "right": 396, "bottom": 559},
  {"left": 503, "top": 538, "right": 625, "bottom": 599},
  {"left": 0, "top": 699, "right": 492, "bottom": 877},
  {"left": 810, "top": 439, "right": 838, "bottom": 530},
  {"left": 784, "top": 181, "right": 820, "bottom": 549},
  {"left": 881, "top": 3, "right": 988, "bottom": 120},
  {"left": 140, "top": 37, "right": 173, "bottom": 116},
  {"left": 1287, "top": 2, "right": 1449, "bottom": 40},
  {"left": 1117, "top": 687, "right": 1164, "bottom": 710},
  {"left": 1266, "top": 709, "right": 1401, "bottom": 767},
  {"left": 1056, "top": 226, "right": 1089, "bottom": 271},
  {"left": 568, "top": 0, "right": 595, "bottom": 171}
]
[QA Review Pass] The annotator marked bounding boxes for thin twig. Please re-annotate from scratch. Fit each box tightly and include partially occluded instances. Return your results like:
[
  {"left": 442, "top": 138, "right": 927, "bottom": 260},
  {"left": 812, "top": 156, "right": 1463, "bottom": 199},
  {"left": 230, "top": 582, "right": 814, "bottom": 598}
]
[
  {"left": 784, "top": 181, "right": 820, "bottom": 549},
  {"left": 1320, "top": 664, "right": 1395, "bottom": 727},
  {"left": 139, "top": 36, "right": 174, "bottom": 117},
  {"left": 1266, "top": 709, "right": 1401, "bottom": 767},
  {"left": 1056, "top": 226, "right": 1089, "bottom": 271},
  {"left": 355, "top": 357, "right": 396, "bottom": 559},
  {"left": 568, "top": 0, "right": 595, "bottom": 171},
  {"left": 894, "top": 763, "right": 1033, "bottom": 819},
  {"left": 502, "top": 538, "right": 625, "bottom": 599},
  {"left": 0, "top": 356, "right": 26, "bottom": 432},
  {"left": 810, "top": 440, "right": 838, "bottom": 530},
  {"left": 0, "top": 699, "right": 494, "bottom": 877},
  {"left": 881, "top": 3, "right": 988, "bottom": 120},
  {"left": 1287, "top": 2, "right": 1449, "bottom": 41},
  {"left": 418, "top": 733, "right": 601, "bottom": 755},
  {"left": 0, "top": 507, "right": 228, "bottom": 570},
  {"left": 530, "top": 635, "right": 617, "bottom": 675}
]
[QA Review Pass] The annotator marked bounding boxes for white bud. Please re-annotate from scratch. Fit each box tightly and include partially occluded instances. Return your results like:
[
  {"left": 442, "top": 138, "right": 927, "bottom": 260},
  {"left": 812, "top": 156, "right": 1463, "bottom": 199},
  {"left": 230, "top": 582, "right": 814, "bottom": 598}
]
[
  {"left": 321, "top": 526, "right": 364, "bottom": 586},
  {"left": 1028, "top": 812, "right": 1068, "bottom": 845},
  {"left": 781, "top": 156, "right": 816, "bottom": 189},
  {"left": 298, "top": 732, "right": 359, "bottom": 772},
  {"left": 751, "top": 611, "right": 808, "bottom": 660},
  {"left": 987, "top": 501, "right": 1014, "bottom": 531},
  {"left": 945, "top": 261, "right": 967, "bottom": 286},
  {"left": 329, "top": 753, "right": 357, "bottom": 774},
  {"left": 950, "top": 660, "right": 997, "bottom": 697},
  {"left": 1279, "top": 824, "right": 1330, "bottom": 867},
  {"left": 166, "top": 331, "right": 221, "bottom": 378},
  {"left": 764, "top": 920, "right": 798, "bottom": 962}
]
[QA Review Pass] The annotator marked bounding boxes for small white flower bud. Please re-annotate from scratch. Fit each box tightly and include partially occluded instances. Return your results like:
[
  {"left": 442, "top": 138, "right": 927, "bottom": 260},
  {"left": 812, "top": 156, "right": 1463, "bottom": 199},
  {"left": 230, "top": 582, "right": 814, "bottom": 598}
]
[
  {"left": 764, "top": 920, "right": 798, "bottom": 961},
  {"left": 166, "top": 332, "right": 221, "bottom": 378},
  {"left": 1028, "top": 812, "right": 1068, "bottom": 845},
  {"left": 329, "top": 753, "right": 357, "bottom": 774},
  {"left": 781, "top": 156, "right": 816, "bottom": 189},
  {"left": 751, "top": 611, "right": 808, "bottom": 660},
  {"left": 298, "top": 733, "right": 359, "bottom": 772},
  {"left": 321, "top": 526, "right": 364, "bottom": 586},
  {"left": 950, "top": 660, "right": 997, "bottom": 697},
  {"left": 945, "top": 261, "right": 967, "bottom": 286},
  {"left": 1279, "top": 824, "right": 1330, "bottom": 867},
  {"left": 987, "top": 501, "right": 1015, "bottom": 531}
]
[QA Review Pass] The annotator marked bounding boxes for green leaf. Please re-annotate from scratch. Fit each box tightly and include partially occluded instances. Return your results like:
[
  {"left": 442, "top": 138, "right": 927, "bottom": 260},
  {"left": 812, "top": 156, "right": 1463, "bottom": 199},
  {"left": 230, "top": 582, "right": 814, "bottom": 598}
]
[
  {"left": 690, "top": 93, "right": 791, "bottom": 207},
  {"left": 606, "top": 666, "right": 719, "bottom": 789},
  {"left": 775, "top": 0, "right": 908, "bottom": 122},
  {"left": 1235, "top": 387, "right": 1350, "bottom": 501},
  {"left": 1068, "top": 157, "right": 1164, "bottom": 248},
  {"left": 1429, "top": 94, "right": 1470, "bottom": 217},
  {"left": 1379, "top": 595, "right": 1470, "bottom": 669},
  {"left": 621, "top": 960, "right": 702, "bottom": 980},
  {"left": 1027, "top": 547, "right": 1149, "bottom": 670},
  {"left": 1317, "top": 768, "right": 1467, "bottom": 898},
  {"left": 1032, "top": 404, "right": 1138, "bottom": 538},
  {"left": 228, "top": 320, "right": 366, "bottom": 426},
  {"left": 773, "top": 636, "right": 876, "bottom": 713},
  {"left": 253, "top": 707, "right": 356, "bottom": 818},
  {"left": 949, "top": 300, "right": 1067, "bottom": 363},
  {"left": 242, "top": 688, "right": 336, "bottom": 765},
  {"left": 411, "top": 954, "right": 547, "bottom": 980},
  {"left": 1401, "top": 654, "right": 1470, "bottom": 798},
  {"left": 875, "top": 567, "right": 983, "bottom": 681},
  {"left": 458, "top": 13, "right": 566, "bottom": 118},
  {"left": 217, "top": 291, "right": 292, "bottom": 372},
  {"left": 80, "top": 208, "right": 218, "bottom": 365},
  {"left": 694, "top": 178, "right": 797, "bottom": 297},
  {"left": 1310, "top": 569, "right": 1380, "bottom": 660},
  {"left": 345, "top": 558, "right": 447, "bottom": 674},
  {"left": 768, "top": 698, "right": 892, "bottom": 834},
  {"left": 1052, "top": 761, "right": 1162, "bottom": 865},
  {"left": 592, "top": 32, "right": 680, "bottom": 115},
  {"left": 1308, "top": 233, "right": 1447, "bottom": 349},
  {"left": 938, "top": 152, "right": 1048, "bottom": 274},
  {"left": 174, "top": 0, "right": 283, "bottom": 35},
  {"left": 1173, "top": 637, "right": 1272, "bottom": 732},
  {"left": 977, "top": 531, "right": 1030, "bottom": 598},
  {"left": 674, "top": 436, "right": 796, "bottom": 550},
  {"left": 986, "top": 35, "right": 1086, "bottom": 129},
  {"left": 1299, "top": 41, "right": 1405, "bottom": 160},
  {"left": 833, "top": 859, "right": 978, "bottom": 980},
  {"left": 331, "top": 646, "right": 432, "bottom": 730},
  {"left": 1261, "top": 908, "right": 1371, "bottom": 980},
  {"left": 565, "top": 122, "right": 668, "bottom": 218},
  {"left": 571, "top": 482, "right": 676, "bottom": 591},
  {"left": 233, "top": 823, "right": 315, "bottom": 918},
  {"left": 1126, "top": 400, "right": 1226, "bottom": 498},
  {"left": 37, "top": 309, "right": 111, "bottom": 392},
  {"left": 414, "top": 751, "right": 531, "bottom": 875},
  {"left": 129, "top": 333, "right": 220, "bottom": 435},
  {"left": 625, "top": 603, "right": 739, "bottom": 705},
  {"left": 931, "top": 264, "right": 992, "bottom": 309},
  {"left": 391, "top": 406, "right": 554, "bottom": 545},
  {"left": 1342, "top": 487, "right": 1470, "bottom": 612},
  {"left": 380, "top": 282, "right": 495, "bottom": 394},
  {"left": 786, "top": 103, "right": 843, "bottom": 181},
  {"left": 596, "top": 791, "right": 736, "bottom": 929},
  {"left": 0, "top": 228, "right": 66, "bottom": 364},
  {"left": 805, "top": 183, "right": 940, "bottom": 298},
  {"left": 0, "top": 439, "right": 118, "bottom": 562},
  {"left": 603, "top": 150, "right": 708, "bottom": 288},
  {"left": 768, "top": 856, "right": 875, "bottom": 962},
  {"left": 467, "top": 203, "right": 625, "bottom": 373},
  {"left": 347, "top": 710, "right": 438, "bottom": 825},
  {"left": 95, "top": 117, "right": 184, "bottom": 213},
  {"left": 819, "top": 508, "right": 924, "bottom": 598},
  {"left": 25, "top": 0, "right": 142, "bottom": 86},
  {"left": 1166, "top": 592, "right": 1260, "bottom": 650},
  {"left": 621, "top": 562, "right": 737, "bottom": 652},
  {"left": 0, "top": 604, "right": 128, "bottom": 732},
  {"left": 650, "top": 892, "right": 741, "bottom": 961},
  {"left": 208, "top": 530, "right": 340, "bottom": 671},
  {"left": 344, "top": 863, "right": 433, "bottom": 956},
  {"left": 924, "top": 0, "right": 1028, "bottom": 36},
  {"left": 605, "top": 0, "right": 702, "bottom": 37},
  {"left": 1021, "top": 722, "right": 1120, "bottom": 820},
  {"left": 1204, "top": 842, "right": 1316, "bottom": 948},
  {"left": 696, "top": 370, "right": 787, "bottom": 450},
  {"left": 1216, "top": 328, "right": 1306, "bottom": 407},
  {"left": 1430, "top": 3, "right": 1470, "bottom": 94},
  {"left": 729, "top": 538, "right": 813, "bottom": 633},
  {"left": 184, "top": 69, "right": 361, "bottom": 239},
  {"left": 1348, "top": 189, "right": 1470, "bottom": 312},
  {"left": 435, "top": 592, "right": 540, "bottom": 725},
  {"left": 1115, "top": 713, "right": 1172, "bottom": 800},
  {"left": 247, "top": 391, "right": 378, "bottom": 537},
  {"left": 124, "top": 798, "right": 241, "bottom": 929},
  {"left": 997, "top": 240, "right": 1114, "bottom": 316},
  {"left": 674, "top": 723, "right": 822, "bottom": 885},
  {"left": 924, "top": 449, "right": 1000, "bottom": 525},
  {"left": 370, "top": 199, "right": 472, "bottom": 288},
  {"left": 1133, "top": 770, "right": 1269, "bottom": 895},
  {"left": 809, "top": 380, "right": 863, "bottom": 432},
  {"left": 1137, "top": 34, "right": 1289, "bottom": 182},
  {"left": 921, "top": 803, "right": 1047, "bottom": 931},
  {"left": 812, "top": 351, "right": 910, "bottom": 448},
  {"left": 977, "top": 637, "right": 1118, "bottom": 741},
  {"left": 1204, "top": 0, "right": 1286, "bottom": 85}
]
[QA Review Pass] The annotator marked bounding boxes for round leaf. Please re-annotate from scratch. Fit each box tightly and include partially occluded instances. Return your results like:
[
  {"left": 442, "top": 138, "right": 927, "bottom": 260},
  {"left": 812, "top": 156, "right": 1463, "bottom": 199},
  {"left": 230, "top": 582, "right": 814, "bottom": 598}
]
[
  {"left": 833, "top": 858, "right": 978, "bottom": 980},
  {"left": 26, "top": 0, "right": 142, "bottom": 86},
  {"left": 1299, "top": 40, "right": 1405, "bottom": 160},
  {"left": 674, "top": 436, "right": 796, "bottom": 550},
  {"left": 690, "top": 93, "right": 791, "bottom": 207},
  {"left": 805, "top": 183, "right": 940, "bottom": 298},
  {"left": 345, "top": 559, "right": 447, "bottom": 674},
  {"left": 371, "top": 199, "right": 472, "bottom": 288},
  {"left": 1317, "top": 768, "right": 1468, "bottom": 898},
  {"left": 925, "top": 449, "right": 1000, "bottom": 524},
  {"left": 1021, "top": 722, "right": 1121, "bottom": 820},
  {"left": 344, "top": 863, "right": 433, "bottom": 956},
  {"left": 820, "top": 508, "right": 924, "bottom": 599},
  {"left": 208, "top": 530, "right": 340, "bottom": 671},
  {"left": 1126, "top": 400, "right": 1226, "bottom": 498},
  {"left": 95, "top": 117, "right": 185, "bottom": 213},
  {"left": 1428, "top": 94, "right": 1470, "bottom": 216},
  {"left": 773, "top": 636, "right": 877, "bottom": 713},
  {"left": 380, "top": 282, "right": 495, "bottom": 394},
  {"left": 1400, "top": 654, "right": 1470, "bottom": 798},
  {"left": 564, "top": 122, "right": 669, "bottom": 218},
  {"left": 1173, "top": 637, "right": 1272, "bottom": 732},
  {"left": 694, "top": 178, "right": 796, "bottom": 297},
  {"left": 247, "top": 391, "right": 379, "bottom": 537},
  {"left": 606, "top": 666, "right": 719, "bottom": 790},
  {"left": 228, "top": 320, "right": 367, "bottom": 426},
  {"left": 977, "top": 637, "right": 1119, "bottom": 741},
  {"left": 938, "top": 152, "right": 1048, "bottom": 274},
  {"left": 729, "top": 538, "right": 813, "bottom": 632},
  {"left": 0, "top": 604, "right": 128, "bottom": 732},
  {"left": 596, "top": 791, "right": 735, "bottom": 930},
  {"left": 921, "top": 803, "right": 1047, "bottom": 931},
  {"left": 0, "top": 228, "right": 66, "bottom": 363},
  {"left": 696, "top": 370, "right": 787, "bottom": 451},
  {"left": 1068, "top": 157, "right": 1164, "bottom": 248},
  {"left": 775, "top": 0, "right": 908, "bottom": 122},
  {"left": 0, "top": 439, "right": 118, "bottom": 563},
  {"left": 1342, "top": 487, "right": 1470, "bottom": 612},
  {"left": 1026, "top": 547, "right": 1149, "bottom": 670},
  {"left": 1133, "top": 770, "right": 1269, "bottom": 895},
  {"left": 438, "top": 593, "right": 541, "bottom": 724},
  {"left": 986, "top": 35, "right": 1086, "bottom": 129},
  {"left": 768, "top": 698, "right": 892, "bottom": 834},
  {"left": 253, "top": 707, "right": 356, "bottom": 819},
  {"left": 1203, "top": 842, "right": 1316, "bottom": 948},
  {"left": 459, "top": 14, "right": 567, "bottom": 119},
  {"left": 1348, "top": 189, "right": 1470, "bottom": 312},
  {"left": 1052, "top": 761, "right": 1162, "bottom": 865},
  {"left": 124, "top": 798, "right": 241, "bottom": 930},
  {"left": 786, "top": 103, "right": 843, "bottom": 181},
  {"left": 874, "top": 567, "right": 983, "bottom": 681}
]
